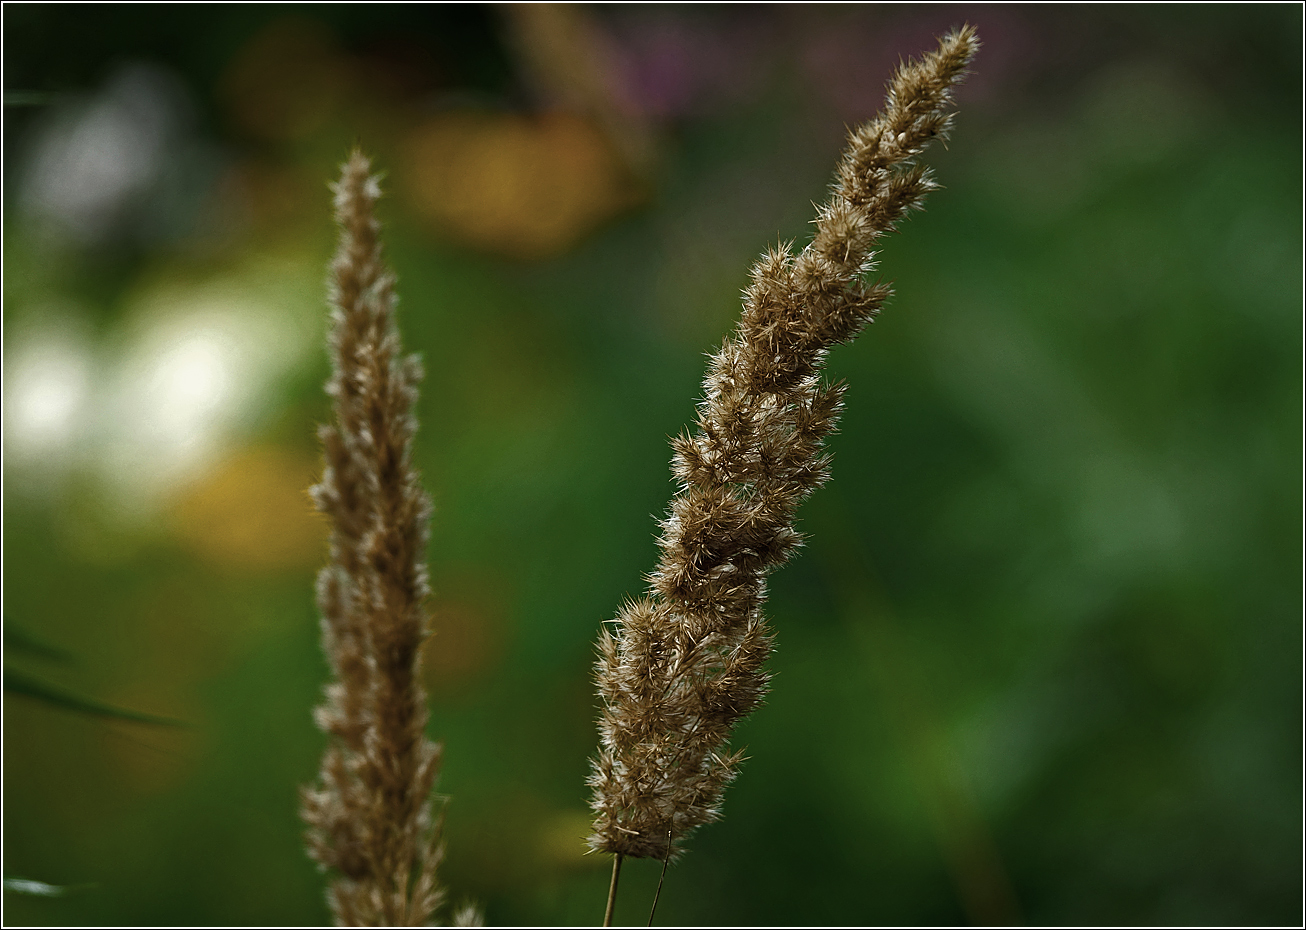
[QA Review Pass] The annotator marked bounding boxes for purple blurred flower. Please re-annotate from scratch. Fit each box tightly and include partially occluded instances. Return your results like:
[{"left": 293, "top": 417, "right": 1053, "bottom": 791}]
[{"left": 600, "top": 9, "right": 777, "bottom": 121}]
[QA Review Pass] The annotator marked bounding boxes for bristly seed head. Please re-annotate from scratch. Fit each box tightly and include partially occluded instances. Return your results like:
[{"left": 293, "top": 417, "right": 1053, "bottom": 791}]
[
  {"left": 301, "top": 149, "right": 452, "bottom": 927},
  {"left": 587, "top": 26, "right": 979, "bottom": 863}
]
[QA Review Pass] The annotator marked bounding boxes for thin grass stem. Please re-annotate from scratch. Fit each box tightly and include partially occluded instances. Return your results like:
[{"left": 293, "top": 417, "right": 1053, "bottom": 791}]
[
  {"left": 604, "top": 852, "right": 624, "bottom": 927},
  {"left": 647, "top": 829, "right": 673, "bottom": 926}
]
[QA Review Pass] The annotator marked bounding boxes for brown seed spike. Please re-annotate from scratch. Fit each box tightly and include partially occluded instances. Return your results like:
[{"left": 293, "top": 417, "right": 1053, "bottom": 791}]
[
  {"left": 587, "top": 26, "right": 979, "bottom": 868},
  {"left": 300, "top": 150, "right": 460, "bottom": 926}
]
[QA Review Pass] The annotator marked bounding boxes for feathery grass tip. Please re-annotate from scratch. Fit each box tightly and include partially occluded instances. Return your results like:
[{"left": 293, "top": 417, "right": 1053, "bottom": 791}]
[
  {"left": 587, "top": 25, "right": 980, "bottom": 863},
  {"left": 299, "top": 150, "right": 447, "bottom": 927}
]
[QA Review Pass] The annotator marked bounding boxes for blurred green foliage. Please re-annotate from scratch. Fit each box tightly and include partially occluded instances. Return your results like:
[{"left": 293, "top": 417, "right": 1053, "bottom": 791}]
[{"left": 3, "top": 4, "right": 1301, "bottom": 926}]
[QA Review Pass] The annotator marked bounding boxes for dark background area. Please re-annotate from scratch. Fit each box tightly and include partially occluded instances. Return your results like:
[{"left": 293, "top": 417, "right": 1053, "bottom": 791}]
[{"left": 3, "top": 4, "right": 1301, "bottom": 926}]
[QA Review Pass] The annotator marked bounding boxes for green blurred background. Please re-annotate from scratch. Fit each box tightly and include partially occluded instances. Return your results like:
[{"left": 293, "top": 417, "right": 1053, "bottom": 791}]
[{"left": 3, "top": 4, "right": 1300, "bottom": 926}]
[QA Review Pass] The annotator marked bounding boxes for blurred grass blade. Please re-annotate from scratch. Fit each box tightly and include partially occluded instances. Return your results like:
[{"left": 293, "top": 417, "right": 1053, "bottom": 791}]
[
  {"left": 4, "top": 625, "right": 73, "bottom": 662},
  {"left": 3, "top": 90, "right": 70, "bottom": 107},
  {"left": 3, "top": 876, "right": 96, "bottom": 896},
  {"left": 3, "top": 668, "right": 187, "bottom": 726}
]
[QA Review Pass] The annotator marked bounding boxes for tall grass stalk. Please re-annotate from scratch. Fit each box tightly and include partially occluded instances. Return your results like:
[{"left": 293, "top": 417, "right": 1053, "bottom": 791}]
[
  {"left": 587, "top": 26, "right": 980, "bottom": 920},
  {"left": 300, "top": 151, "right": 447, "bottom": 927}
]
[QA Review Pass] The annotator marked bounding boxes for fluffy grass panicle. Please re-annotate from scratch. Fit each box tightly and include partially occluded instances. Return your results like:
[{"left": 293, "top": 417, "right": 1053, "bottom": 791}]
[
  {"left": 588, "top": 26, "right": 980, "bottom": 864},
  {"left": 300, "top": 150, "right": 447, "bottom": 927}
]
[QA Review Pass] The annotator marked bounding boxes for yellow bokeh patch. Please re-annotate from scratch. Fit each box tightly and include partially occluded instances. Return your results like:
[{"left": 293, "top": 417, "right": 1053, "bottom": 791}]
[
  {"left": 401, "top": 110, "right": 642, "bottom": 260},
  {"left": 171, "top": 446, "right": 327, "bottom": 572}
]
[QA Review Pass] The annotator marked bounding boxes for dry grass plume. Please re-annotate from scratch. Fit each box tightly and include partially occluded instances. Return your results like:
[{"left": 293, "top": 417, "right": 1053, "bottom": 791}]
[
  {"left": 588, "top": 26, "right": 980, "bottom": 866},
  {"left": 299, "top": 150, "right": 447, "bottom": 927}
]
